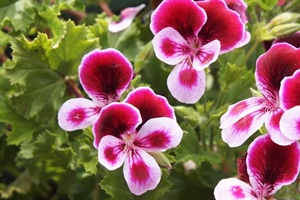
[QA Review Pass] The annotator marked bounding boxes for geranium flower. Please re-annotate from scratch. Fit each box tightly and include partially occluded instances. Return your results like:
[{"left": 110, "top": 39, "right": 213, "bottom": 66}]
[
  {"left": 150, "top": 0, "right": 248, "bottom": 103},
  {"left": 220, "top": 43, "right": 300, "bottom": 147},
  {"left": 58, "top": 48, "right": 133, "bottom": 131},
  {"left": 93, "top": 86, "right": 176, "bottom": 148},
  {"left": 108, "top": 4, "right": 146, "bottom": 33},
  {"left": 214, "top": 134, "right": 300, "bottom": 200},
  {"left": 224, "top": 0, "right": 248, "bottom": 23},
  {"left": 96, "top": 102, "right": 183, "bottom": 195},
  {"left": 264, "top": 31, "right": 300, "bottom": 51},
  {"left": 279, "top": 69, "right": 300, "bottom": 141}
]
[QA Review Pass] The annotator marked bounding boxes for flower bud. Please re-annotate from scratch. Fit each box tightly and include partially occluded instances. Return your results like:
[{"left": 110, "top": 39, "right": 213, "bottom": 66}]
[
  {"left": 269, "top": 23, "right": 300, "bottom": 38},
  {"left": 267, "top": 12, "right": 300, "bottom": 28},
  {"left": 148, "top": 152, "right": 172, "bottom": 170}
]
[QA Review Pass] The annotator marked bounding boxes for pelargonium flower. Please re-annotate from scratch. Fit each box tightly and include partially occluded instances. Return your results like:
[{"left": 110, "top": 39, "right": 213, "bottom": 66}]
[
  {"left": 224, "top": 0, "right": 248, "bottom": 23},
  {"left": 279, "top": 69, "right": 300, "bottom": 141},
  {"left": 264, "top": 31, "right": 300, "bottom": 51},
  {"left": 108, "top": 4, "right": 146, "bottom": 33},
  {"left": 58, "top": 48, "right": 133, "bottom": 131},
  {"left": 96, "top": 102, "right": 183, "bottom": 195},
  {"left": 214, "top": 134, "right": 300, "bottom": 200},
  {"left": 220, "top": 43, "right": 300, "bottom": 147},
  {"left": 93, "top": 86, "right": 176, "bottom": 148},
  {"left": 150, "top": 0, "right": 248, "bottom": 103}
]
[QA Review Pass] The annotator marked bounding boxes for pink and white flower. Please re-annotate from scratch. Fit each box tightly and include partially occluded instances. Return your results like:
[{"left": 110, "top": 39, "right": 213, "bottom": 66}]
[
  {"left": 58, "top": 48, "right": 133, "bottom": 131},
  {"left": 150, "top": 0, "right": 248, "bottom": 103},
  {"left": 214, "top": 134, "right": 300, "bottom": 200},
  {"left": 220, "top": 43, "right": 300, "bottom": 147},
  {"left": 108, "top": 4, "right": 146, "bottom": 33},
  {"left": 96, "top": 102, "right": 183, "bottom": 195}
]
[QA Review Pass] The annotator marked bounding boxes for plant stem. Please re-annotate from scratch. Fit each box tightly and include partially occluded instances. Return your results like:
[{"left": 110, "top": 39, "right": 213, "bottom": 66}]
[
  {"left": 98, "top": 0, "right": 113, "bottom": 17},
  {"left": 65, "top": 77, "right": 84, "bottom": 98},
  {"left": 242, "top": 38, "right": 261, "bottom": 64}
]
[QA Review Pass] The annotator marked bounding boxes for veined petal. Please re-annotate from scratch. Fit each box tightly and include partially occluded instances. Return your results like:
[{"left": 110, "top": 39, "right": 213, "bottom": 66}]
[
  {"left": 193, "top": 39, "right": 220, "bottom": 71},
  {"left": 167, "top": 63, "right": 206, "bottom": 104},
  {"left": 280, "top": 106, "right": 300, "bottom": 141},
  {"left": 58, "top": 98, "right": 101, "bottom": 131},
  {"left": 255, "top": 43, "right": 300, "bottom": 100},
  {"left": 79, "top": 48, "right": 133, "bottom": 105},
  {"left": 196, "top": 0, "right": 246, "bottom": 53},
  {"left": 108, "top": 4, "right": 145, "bottom": 33},
  {"left": 123, "top": 148, "right": 161, "bottom": 195},
  {"left": 124, "top": 87, "right": 175, "bottom": 128},
  {"left": 152, "top": 27, "right": 190, "bottom": 65},
  {"left": 135, "top": 117, "right": 183, "bottom": 152},
  {"left": 150, "top": 0, "right": 207, "bottom": 38},
  {"left": 221, "top": 110, "right": 267, "bottom": 147},
  {"left": 247, "top": 134, "right": 300, "bottom": 198},
  {"left": 214, "top": 178, "right": 256, "bottom": 200},
  {"left": 279, "top": 69, "right": 300, "bottom": 110},
  {"left": 93, "top": 102, "right": 142, "bottom": 149},
  {"left": 98, "top": 135, "right": 126, "bottom": 170},
  {"left": 265, "top": 109, "right": 294, "bottom": 146},
  {"left": 220, "top": 97, "right": 265, "bottom": 129}
]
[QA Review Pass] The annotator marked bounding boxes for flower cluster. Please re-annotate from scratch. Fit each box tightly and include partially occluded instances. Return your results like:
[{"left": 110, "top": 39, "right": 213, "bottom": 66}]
[
  {"left": 58, "top": 49, "right": 183, "bottom": 195},
  {"left": 150, "top": 0, "right": 249, "bottom": 103}
]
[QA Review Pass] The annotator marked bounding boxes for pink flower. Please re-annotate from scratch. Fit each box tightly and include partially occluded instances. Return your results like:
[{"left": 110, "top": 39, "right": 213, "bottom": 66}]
[
  {"left": 150, "top": 0, "right": 248, "bottom": 103},
  {"left": 224, "top": 0, "right": 248, "bottom": 23},
  {"left": 58, "top": 48, "right": 133, "bottom": 131},
  {"left": 108, "top": 4, "right": 146, "bottom": 33},
  {"left": 214, "top": 134, "right": 300, "bottom": 200},
  {"left": 220, "top": 43, "right": 300, "bottom": 147},
  {"left": 279, "top": 69, "right": 300, "bottom": 141},
  {"left": 96, "top": 101, "right": 183, "bottom": 195}
]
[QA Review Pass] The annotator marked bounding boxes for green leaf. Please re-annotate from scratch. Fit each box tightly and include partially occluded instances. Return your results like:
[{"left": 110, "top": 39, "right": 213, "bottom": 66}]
[
  {"left": 48, "top": 20, "right": 99, "bottom": 75},
  {"left": 0, "top": 0, "right": 35, "bottom": 32},
  {"left": 77, "top": 144, "right": 98, "bottom": 174},
  {"left": 0, "top": 95, "right": 38, "bottom": 145},
  {"left": 89, "top": 13, "right": 109, "bottom": 48}
]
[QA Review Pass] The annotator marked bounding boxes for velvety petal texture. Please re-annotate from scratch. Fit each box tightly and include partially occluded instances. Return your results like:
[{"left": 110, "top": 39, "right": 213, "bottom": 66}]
[
  {"left": 79, "top": 48, "right": 133, "bottom": 105},
  {"left": 123, "top": 148, "right": 161, "bottom": 195},
  {"left": 279, "top": 69, "right": 300, "bottom": 110},
  {"left": 196, "top": 0, "right": 246, "bottom": 53},
  {"left": 152, "top": 27, "right": 190, "bottom": 65},
  {"left": 150, "top": 0, "right": 207, "bottom": 38},
  {"left": 247, "top": 134, "right": 300, "bottom": 198},
  {"left": 167, "top": 63, "right": 206, "bottom": 104},
  {"left": 108, "top": 4, "right": 145, "bottom": 33},
  {"left": 255, "top": 43, "right": 300, "bottom": 101},
  {"left": 93, "top": 102, "right": 142, "bottom": 148},
  {"left": 135, "top": 117, "right": 183, "bottom": 152},
  {"left": 280, "top": 106, "right": 300, "bottom": 141},
  {"left": 58, "top": 98, "right": 101, "bottom": 131},
  {"left": 214, "top": 178, "right": 256, "bottom": 200},
  {"left": 124, "top": 87, "right": 176, "bottom": 126}
]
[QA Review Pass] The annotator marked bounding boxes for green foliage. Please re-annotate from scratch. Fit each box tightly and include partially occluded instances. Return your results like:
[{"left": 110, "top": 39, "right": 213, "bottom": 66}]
[{"left": 1, "top": 0, "right": 300, "bottom": 199}]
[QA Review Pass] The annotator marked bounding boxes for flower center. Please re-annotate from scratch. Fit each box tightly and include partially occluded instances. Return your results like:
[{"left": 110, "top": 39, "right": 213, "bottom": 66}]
[{"left": 122, "top": 132, "right": 136, "bottom": 148}]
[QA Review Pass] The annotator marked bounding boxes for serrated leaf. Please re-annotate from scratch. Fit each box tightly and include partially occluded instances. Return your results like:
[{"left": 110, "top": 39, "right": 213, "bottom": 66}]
[
  {"left": 0, "top": 1, "right": 35, "bottom": 31},
  {"left": 77, "top": 144, "right": 98, "bottom": 174},
  {"left": 48, "top": 20, "right": 99, "bottom": 75},
  {"left": 89, "top": 13, "right": 109, "bottom": 48},
  {"left": 0, "top": 95, "right": 38, "bottom": 145}
]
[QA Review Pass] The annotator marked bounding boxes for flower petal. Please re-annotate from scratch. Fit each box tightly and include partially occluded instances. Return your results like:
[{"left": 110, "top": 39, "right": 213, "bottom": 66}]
[
  {"left": 124, "top": 87, "right": 175, "bottom": 128},
  {"left": 279, "top": 69, "right": 300, "bottom": 110},
  {"left": 92, "top": 102, "right": 142, "bottom": 148},
  {"left": 220, "top": 97, "right": 265, "bottom": 129},
  {"left": 167, "top": 63, "right": 206, "bottom": 104},
  {"left": 135, "top": 117, "right": 183, "bottom": 152},
  {"left": 98, "top": 135, "right": 126, "bottom": 170},
  {"left": 79, "top": 48, "right": 133, "bottom": 105},
  {"left": 214, "top": 178, "right": 256, "bottom": 200},
  {"left": 221, "top": 110, "right": 267, "bottom": 147},
  {"left": 192, "top": 39, "right": 220, "bottom": 71},
  {"left": 273, "top": 31, "right": 300, "bottom": 48},
  {"left": 58, "top": 98, "right": 101, "bottom": 131},
  {"left": 224, "top": 0, "right": 248, "bottom": 23},
  {"left": 247, "top": 134, "right": 300, "bottom": 197},
  {"left": 108, "top": 4, "right": 145, "bottom": 33},
  {"left": 150, "top": 0, "right": 207, "bottom": 38},
  {"left": 265, "top": 109, "right": 295, "bottom": 145},
  {"left": 152, "top": 27, "right": 190, "bottom": 65},
  {"left": 255, "top": 43, "right": 300, "bottom": 100},
  {"left": 196, "top": 0, "right": 246, "bottom": 53},
  {"left": 123, "top": 148, "right": 161, "bottom": 195},
  {"left": 280, "top": 106, "right": 300, "bottom": 141}
]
